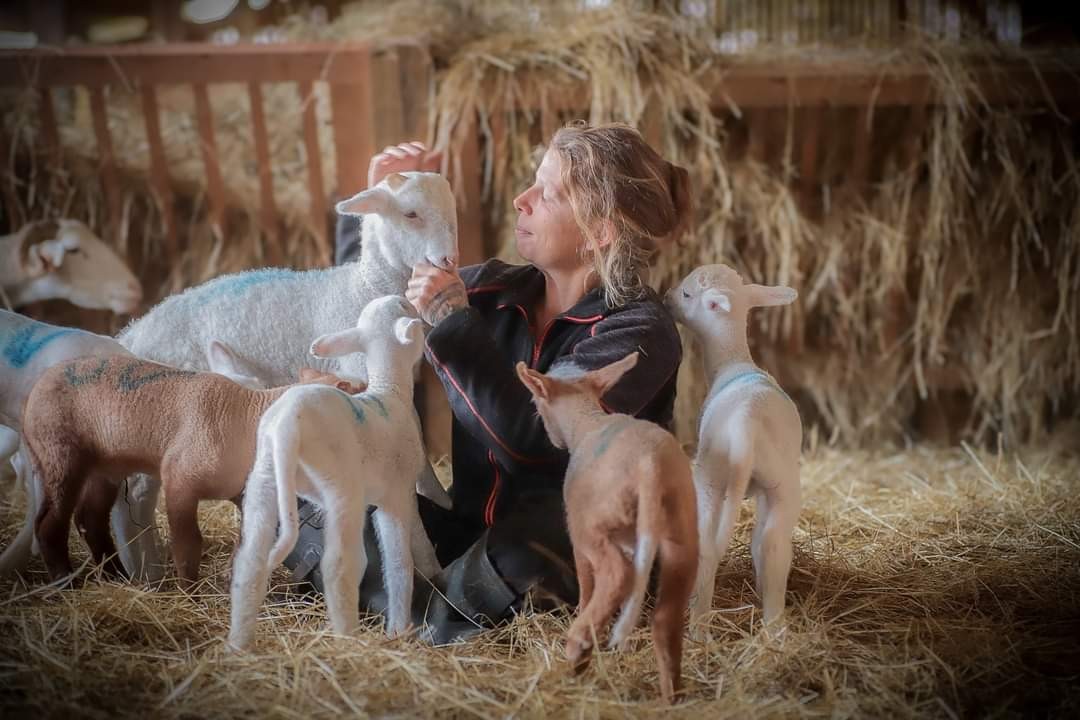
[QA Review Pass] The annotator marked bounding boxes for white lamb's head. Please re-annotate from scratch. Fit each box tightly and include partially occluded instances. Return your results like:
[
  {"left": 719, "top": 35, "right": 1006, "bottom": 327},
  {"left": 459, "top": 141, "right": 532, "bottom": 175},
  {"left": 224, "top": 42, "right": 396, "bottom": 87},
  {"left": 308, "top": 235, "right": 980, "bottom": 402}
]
[
  {"left": 335, "top": 171, "right": 459, "bottom": 271},
  {"left": 18, "top": 219, "right": 143, "bottom": 314},
  {"left": 309, "top": 295, "right": 425, "bottom": 378},
  {"left": 665, "top": 264, "right": 797, "bottom": 334}
]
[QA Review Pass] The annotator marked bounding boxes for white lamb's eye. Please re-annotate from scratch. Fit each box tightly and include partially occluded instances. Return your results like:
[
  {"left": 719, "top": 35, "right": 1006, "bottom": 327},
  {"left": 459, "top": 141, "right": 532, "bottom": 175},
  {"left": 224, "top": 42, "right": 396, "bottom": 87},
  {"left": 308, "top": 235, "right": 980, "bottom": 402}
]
[
  {"left": 404, "top": 210, "right": 419, "bottom": 219},
  {"left": 681, "top": 290, "right": 690, "bottom": 298}
]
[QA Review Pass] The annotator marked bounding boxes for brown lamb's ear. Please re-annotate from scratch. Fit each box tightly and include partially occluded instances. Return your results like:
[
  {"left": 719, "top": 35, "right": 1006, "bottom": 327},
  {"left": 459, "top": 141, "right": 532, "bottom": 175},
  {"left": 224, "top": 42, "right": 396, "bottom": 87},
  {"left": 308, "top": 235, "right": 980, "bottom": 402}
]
[
  {"left": 515, "top": 361, "right": 550, "bottom": 401},
  {"left": 385, "top": 172, "right": 408, "bottom": 191},
  {"left": 584, "top": 352, "right": 639, "bottom": 398}
]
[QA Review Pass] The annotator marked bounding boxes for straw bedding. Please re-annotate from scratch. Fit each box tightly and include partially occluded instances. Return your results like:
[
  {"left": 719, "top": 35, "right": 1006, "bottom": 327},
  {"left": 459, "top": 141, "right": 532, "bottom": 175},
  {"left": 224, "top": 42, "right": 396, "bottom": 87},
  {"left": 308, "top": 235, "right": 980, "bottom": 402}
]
[{"left": 1, "top": 441, "right": 1077, "bottom": 717}]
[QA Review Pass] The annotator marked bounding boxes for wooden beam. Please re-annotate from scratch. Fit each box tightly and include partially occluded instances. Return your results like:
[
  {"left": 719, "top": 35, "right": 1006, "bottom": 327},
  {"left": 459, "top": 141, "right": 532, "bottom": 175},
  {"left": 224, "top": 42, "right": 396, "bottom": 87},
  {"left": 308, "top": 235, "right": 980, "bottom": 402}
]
[
  {"left": 298, "top": 80, "right": 329, "bottom": 266},
  {"left": 140, "top": 85, "right": 178, "bottom": 263},
  {"left": 0, "top": 44, "right": 381, "bottom": 87},
  {"left": 247, "top": 81, "right": 279, "bottom": 264},
  {"left": 88, "top": 86, "right": 122, "bottom": 241},
  {"left": 192, "top": 83, "right": 226, "bottom": 237}
]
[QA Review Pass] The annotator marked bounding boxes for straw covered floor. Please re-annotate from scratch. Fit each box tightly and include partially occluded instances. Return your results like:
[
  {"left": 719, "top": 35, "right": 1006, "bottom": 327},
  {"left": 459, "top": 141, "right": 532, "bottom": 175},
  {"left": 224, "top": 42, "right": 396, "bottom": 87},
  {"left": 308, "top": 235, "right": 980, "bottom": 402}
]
[{"left": 1, "top": 442, "right": 1077, "bottom": 717}]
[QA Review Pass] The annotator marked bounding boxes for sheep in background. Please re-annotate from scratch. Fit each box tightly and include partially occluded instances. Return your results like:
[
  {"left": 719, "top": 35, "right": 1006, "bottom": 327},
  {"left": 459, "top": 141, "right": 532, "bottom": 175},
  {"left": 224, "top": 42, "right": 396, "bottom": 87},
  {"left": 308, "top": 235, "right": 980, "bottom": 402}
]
[
  {"left": 111, "top": 171, "right": 458, "bottom": 580},
  {"left": 228, "top": 296, "right": 436, "bottom": 650},
  {"left": 0, "top": 219, "right": 142, "bottom": 314},
  {"left": 20, "top": 354, "right": 372, "bottom": 585},
  {"left": 665, "top": 264, "right": 803, "bottom": 636},
  {"left": 516, "top": 354, "right": 698, "bottom": 705}
]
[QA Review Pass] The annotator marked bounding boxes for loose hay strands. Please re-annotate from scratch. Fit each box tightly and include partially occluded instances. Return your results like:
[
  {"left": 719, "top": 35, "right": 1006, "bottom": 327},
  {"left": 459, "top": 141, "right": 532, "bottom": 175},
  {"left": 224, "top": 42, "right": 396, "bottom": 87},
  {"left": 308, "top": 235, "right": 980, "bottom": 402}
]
[{"left": 2, "top": 443, "right": 1079, "bottom": 716}]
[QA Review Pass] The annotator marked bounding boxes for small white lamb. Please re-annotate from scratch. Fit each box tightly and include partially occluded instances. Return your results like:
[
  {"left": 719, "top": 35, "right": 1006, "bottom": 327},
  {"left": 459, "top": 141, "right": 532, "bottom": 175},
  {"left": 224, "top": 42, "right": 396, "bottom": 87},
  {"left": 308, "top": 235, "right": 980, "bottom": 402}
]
[
  {"left": 228, "top": 295, "right": 435, "bottom": 651},
  {"left": 113, "top": 171, "right": 458, "bottom": 580},
  {"left": 665, "top": 264, "right": 803, "bottom": 635},
  {"left": 0, "top": 219, "right": 142, "bottom": 313}
]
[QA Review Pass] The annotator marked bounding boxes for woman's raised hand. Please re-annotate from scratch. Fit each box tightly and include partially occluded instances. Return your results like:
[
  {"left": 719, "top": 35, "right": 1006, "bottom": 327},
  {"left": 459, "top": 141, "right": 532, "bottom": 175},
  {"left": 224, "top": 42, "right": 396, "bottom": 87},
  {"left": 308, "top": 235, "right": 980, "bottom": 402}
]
[{"left": 368, "top": 141, "right": 443, "bottom": 188}]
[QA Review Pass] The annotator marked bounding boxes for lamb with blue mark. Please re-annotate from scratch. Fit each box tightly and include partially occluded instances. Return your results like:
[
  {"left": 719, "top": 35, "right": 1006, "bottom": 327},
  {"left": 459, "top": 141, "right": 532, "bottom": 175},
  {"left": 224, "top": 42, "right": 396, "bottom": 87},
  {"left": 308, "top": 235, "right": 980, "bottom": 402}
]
[
  {"left": 665, "top": 263, "right": 804, "bottom": 639},
  {"left": 111, "top": 170, "right": 460, "bottom": 582},
  {"left": 229, "top": 295, "right": 440, "bottom": 650}
]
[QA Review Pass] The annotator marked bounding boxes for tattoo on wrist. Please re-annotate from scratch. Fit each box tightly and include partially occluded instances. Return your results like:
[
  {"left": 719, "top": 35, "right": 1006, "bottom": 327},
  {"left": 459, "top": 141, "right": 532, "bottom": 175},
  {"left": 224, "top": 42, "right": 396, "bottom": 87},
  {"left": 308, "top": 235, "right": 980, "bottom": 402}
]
[{"left": 425, "top": 284, "right": 468, "bottom": 325}]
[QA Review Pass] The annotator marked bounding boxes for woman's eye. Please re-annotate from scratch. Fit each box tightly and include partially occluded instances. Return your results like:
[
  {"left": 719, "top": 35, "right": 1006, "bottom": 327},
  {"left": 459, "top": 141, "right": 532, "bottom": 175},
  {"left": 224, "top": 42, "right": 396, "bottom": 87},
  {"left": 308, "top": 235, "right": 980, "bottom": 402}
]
[
  {"left": 682, "top": 290, "right": 691, "bottom": 298},
  {"left": 404, "top": 211, "right": 419, "bottom": 219}
]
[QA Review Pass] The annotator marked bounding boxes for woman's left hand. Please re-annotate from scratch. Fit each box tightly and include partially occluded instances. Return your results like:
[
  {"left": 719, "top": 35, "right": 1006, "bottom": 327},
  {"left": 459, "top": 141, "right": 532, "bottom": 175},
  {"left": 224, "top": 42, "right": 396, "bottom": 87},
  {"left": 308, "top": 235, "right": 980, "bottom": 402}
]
[{"left": 407, "top": 263, "right": 468, "bottom": 326}]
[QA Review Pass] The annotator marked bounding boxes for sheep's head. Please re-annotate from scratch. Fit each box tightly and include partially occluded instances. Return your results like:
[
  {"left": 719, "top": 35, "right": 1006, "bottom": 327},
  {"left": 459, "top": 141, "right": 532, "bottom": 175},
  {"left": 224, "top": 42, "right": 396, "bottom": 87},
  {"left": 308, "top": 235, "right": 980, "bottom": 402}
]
[
  {"left": 335, "top": 172, "right": 459, "bottom": 271},
  {"left": 309, "top": 295, "right": 425, "bottom": 378},
  {"left": 18, "top": 220, "right": 143, "bottom": 314},
  {"left": 665, "top": 263, "right": 796, "bottom": 333},
  {"left": 515, "top": 353, "right": 639, "bottom": 449}
]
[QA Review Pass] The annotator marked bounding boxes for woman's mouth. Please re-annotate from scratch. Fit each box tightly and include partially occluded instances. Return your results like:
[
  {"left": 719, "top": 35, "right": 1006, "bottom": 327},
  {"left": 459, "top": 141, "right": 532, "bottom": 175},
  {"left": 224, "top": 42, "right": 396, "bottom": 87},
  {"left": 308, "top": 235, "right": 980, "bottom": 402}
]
[{"left": 515, "top": 225, "right": 532, "bottom": 237}]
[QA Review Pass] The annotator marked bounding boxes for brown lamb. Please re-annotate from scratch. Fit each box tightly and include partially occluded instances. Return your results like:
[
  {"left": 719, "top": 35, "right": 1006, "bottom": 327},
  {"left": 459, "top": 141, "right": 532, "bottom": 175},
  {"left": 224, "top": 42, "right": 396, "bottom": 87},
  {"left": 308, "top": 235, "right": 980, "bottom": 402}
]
[
  {"left": 22, "top": 355, "right": 362, "bottom": 585},
  {"left": 516, "top": 352, "right": 699, "bottom": 704}
]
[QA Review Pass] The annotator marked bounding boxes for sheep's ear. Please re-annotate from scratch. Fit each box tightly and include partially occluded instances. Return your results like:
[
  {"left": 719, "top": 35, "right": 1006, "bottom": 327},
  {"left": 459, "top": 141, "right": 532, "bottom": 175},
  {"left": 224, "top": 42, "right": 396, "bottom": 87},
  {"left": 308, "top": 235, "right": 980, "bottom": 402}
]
[
  {"left": 25, "top": 237, "right": 77, "bottom": 276},
  {"left": 207, "top": 340, "right": 258, "bottom": 379},
  {"left": 745, "top": 283, "right": 797, "bottom": 308},
  {"left": 385, "top": 172, "right": 408, "bottom": 191},
  {"left": 516, "top": 362, "right": 550, "bottom": 401},
  {"left": 584, "top": 352, "right": 638, "bottom": 397},
  {"left": 702, "top": 289, "right": 731, "bottom": 313},
  {"left": 335, "top": 187, "right": 396, "bottom": 217},
  {"left": 311, "top": 328, "right": 364, "bottom": 359},
  {"left": 393, "top": 316, "right": 425, "bottom": 346}
]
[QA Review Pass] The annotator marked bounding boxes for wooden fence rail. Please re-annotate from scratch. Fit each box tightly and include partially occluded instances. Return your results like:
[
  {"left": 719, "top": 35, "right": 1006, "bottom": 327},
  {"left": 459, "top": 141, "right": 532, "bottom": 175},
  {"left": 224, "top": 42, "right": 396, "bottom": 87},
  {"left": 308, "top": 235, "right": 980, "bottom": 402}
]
[{"left": 0, "top": 42, "right": 434, "bottom": 266}]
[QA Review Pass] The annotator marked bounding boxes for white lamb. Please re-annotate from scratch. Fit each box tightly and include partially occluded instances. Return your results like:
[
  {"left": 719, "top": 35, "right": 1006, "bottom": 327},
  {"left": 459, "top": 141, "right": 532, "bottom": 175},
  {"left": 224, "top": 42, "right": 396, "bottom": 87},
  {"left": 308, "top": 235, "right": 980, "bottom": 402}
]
[
  {"left": 665, "top": 264, "right": 803, "bottom": 636},
  {"left": 112, "top": 171, "right": 458, "bottom": 580},
  {"left": 0, "top": 219, "right": 142, "bottom": 313},
  {"left": 228, "top": 296, "right": 432, "bottom": 650}
]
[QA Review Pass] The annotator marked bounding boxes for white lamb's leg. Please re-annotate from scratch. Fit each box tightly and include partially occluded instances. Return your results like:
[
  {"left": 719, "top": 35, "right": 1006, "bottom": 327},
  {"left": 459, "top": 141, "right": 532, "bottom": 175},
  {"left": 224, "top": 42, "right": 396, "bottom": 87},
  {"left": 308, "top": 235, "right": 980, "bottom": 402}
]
[
  {"left": 228, "top": 472, "right": 277, "bottom": 652},
  {"left": 373, "top": 502, "right": 414, "bottom": 638},
  {"left": 407, "top": 495, "right": 441, "bottom": 578},
  {"left": 112, "top": 473, "right": 166, "bottom": 582},
  {"left": 321, "top": 505, "right": 365, "bottom": 637},
  {"left": 0, "top": 447, "right": 36, "bottom": 575},
  {"left": 753, "top": 476, "right": 800, "bottom": 629},
  {"left": 0, "top": 425, "right": 18, "bottom": 490},
  {"left": 689, "top": 463, "right": 723, "bottom": 640}
]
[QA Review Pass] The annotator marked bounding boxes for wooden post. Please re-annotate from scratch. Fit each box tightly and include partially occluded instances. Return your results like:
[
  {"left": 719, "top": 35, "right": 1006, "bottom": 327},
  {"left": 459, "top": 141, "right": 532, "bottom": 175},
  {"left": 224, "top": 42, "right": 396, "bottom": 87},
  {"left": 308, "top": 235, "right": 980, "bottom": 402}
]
[
  {"left": 140, "top": 85, "right": 178, "bottom": 263},
  {"left": 192, "top": 82, "right": 227, "bottom": 238},
  {"left": 247, "top": 81, "right": 280, "bottom": 265},
  {"left": 88, "top": 86, "right": 122, "bottom": 243},
  {"left": 298, "top": 80, "right": 329, "bottom": 266},
  {"left": 329, "top": 48, "right": 374, "bottom": 199},
  {"left": 454, "top": 111, "right": 485, "bottom": 266}
]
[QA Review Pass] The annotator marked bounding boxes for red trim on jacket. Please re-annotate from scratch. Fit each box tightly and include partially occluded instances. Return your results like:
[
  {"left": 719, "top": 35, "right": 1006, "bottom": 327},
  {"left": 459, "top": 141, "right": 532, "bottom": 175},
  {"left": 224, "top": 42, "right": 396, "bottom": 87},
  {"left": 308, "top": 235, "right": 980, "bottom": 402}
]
[
  {"left": 426, "top": 341, "right": 546, "bottom": 465},
  {"left": 484, "top": 450, "right": 501, "bottom": 527},
  {"left": 467, "top": 284, "right": 508, "bottom": 295}
]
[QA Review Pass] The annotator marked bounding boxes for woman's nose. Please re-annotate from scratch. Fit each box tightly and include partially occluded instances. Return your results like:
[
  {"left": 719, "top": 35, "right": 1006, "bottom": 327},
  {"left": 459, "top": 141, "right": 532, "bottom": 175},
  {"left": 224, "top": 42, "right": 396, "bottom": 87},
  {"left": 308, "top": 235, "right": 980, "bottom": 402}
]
[{"left": 513, "top": 188, "right": 532, "bottom": 215}]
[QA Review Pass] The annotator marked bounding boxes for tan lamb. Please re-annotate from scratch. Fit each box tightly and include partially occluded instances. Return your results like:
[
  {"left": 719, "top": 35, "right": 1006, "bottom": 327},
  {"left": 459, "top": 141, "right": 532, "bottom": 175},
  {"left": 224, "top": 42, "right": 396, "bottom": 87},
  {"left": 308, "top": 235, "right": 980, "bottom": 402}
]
[
  {"left": 21, "top": 355, "right": 360, "bottom": 585},
  {"left": 515, "top": 353, "right": 698, "bottom": 704}
]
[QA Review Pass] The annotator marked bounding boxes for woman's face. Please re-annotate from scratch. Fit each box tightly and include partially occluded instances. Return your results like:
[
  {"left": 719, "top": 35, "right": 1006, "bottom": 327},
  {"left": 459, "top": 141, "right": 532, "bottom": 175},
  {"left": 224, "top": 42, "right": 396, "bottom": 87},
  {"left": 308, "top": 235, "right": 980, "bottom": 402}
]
[{"left": 512, "top": 149, "right": 587, "bottom": 273}]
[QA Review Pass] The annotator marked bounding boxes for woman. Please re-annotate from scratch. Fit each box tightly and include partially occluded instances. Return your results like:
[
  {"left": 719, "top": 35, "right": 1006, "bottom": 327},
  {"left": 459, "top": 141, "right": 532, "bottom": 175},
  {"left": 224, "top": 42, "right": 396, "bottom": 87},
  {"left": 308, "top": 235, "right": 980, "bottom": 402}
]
[{"left": 286, "top": 122, "right": 692, "bottom": 644}]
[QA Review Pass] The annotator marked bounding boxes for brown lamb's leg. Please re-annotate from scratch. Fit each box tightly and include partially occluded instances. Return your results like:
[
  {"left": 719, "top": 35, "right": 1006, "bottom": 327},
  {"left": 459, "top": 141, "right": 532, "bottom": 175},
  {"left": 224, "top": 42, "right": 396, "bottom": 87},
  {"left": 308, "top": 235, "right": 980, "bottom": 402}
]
[
  {"left": 75, "top": 476, "right": 127, "bottom": 579},
  {"left": 565, "top": 536, "right": 631, "bottom": 673},
  {"left": 164, "top": 478, "right": 204, "bottom": 588},
  {"left": 32, "top": 444, "right": 84, "bottom": 581},
  {"left": 652, "top": 536, "right": 698, "bottom": 704}
]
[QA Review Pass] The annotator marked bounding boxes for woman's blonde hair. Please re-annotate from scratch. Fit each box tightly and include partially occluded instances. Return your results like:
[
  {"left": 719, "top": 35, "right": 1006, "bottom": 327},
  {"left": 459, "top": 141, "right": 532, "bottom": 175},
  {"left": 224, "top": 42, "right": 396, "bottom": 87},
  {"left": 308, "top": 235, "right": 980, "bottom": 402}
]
[{"left": 550, "top": 121, "right": 692, "bottom": 306}]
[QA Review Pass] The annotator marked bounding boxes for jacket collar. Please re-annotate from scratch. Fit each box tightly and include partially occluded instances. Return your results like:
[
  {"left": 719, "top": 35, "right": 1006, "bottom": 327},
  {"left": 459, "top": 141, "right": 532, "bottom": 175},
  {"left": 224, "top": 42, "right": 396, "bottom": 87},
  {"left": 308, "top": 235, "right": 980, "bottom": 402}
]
[{"left": 494, "top": 265, "right": 608, "bottom": 325}]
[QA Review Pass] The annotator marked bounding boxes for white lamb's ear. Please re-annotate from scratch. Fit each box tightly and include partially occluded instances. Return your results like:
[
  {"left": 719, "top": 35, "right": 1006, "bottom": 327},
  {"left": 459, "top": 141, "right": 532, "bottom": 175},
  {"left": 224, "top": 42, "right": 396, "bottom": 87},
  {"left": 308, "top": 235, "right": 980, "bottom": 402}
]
[
  {"left": 393, "top": 316, "right": 424, "bottom": 346},
  {"left": 207, "top": 339, "right": 264, "bottom": 389},
  {"left": 384, "top": 172, "right": 408, "bottom": 191},
  {"left": 335, "top": 187, "right": 396, "bottom": 217},
  {"left": 745, "top": 283, "right": 797, "bottom": 308},
  {"left": 311, "top": 328, "right": 364, "bottom": 359},
  {"left": 702, "top": 288, "right": 731, "bottom": 313}
]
